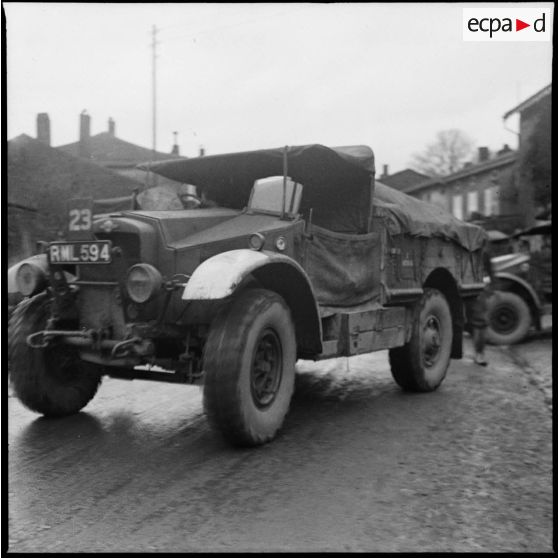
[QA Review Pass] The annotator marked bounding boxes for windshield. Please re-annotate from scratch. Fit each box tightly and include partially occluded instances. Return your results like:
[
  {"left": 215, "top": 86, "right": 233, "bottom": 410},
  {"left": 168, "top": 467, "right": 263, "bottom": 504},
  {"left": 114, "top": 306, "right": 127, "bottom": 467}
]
[{"left": 248, "top": 176, "right": 302, "bottom": 216}]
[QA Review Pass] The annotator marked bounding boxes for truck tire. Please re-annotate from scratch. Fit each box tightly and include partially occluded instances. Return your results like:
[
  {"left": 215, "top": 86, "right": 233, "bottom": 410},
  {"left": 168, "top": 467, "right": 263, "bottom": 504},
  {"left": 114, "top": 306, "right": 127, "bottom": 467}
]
[
  {"left": 389, "top": 288, "right": 453, "bottom": 392},
  {"left": 8, "top": 292, "right": 102, "bottom": 417},
  {"left": 485, "top": 291, "right": 531, "bottom": 345},
  {"left": 203, "top": 288, "right": 296, "bottom": 447}
]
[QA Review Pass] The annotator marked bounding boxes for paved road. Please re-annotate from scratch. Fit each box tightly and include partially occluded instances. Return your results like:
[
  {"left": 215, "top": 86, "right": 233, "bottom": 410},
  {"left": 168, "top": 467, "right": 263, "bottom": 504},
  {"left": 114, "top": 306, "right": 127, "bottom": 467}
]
[{"left": 7, "top": 338, "right": 553, "bottom": 552}]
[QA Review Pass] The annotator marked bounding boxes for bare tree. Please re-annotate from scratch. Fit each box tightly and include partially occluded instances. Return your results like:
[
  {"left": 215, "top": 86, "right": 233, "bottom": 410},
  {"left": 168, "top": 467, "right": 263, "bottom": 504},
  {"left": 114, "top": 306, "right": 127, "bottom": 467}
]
[{"left": 410, "top": 129, "right": 475, "bottom": 177}]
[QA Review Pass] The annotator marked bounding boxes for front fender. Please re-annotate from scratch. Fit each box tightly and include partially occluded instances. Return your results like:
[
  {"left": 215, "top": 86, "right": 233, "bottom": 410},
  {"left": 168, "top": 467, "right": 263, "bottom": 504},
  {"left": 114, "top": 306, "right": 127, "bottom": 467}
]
[
  {"left": 183, "top": 249, "right": 322, "bottom": 356},
  {"left": 7, "top": 254, "right": 49, "bottom": 294},
  {"left": 183, "top": 249, "right": 298, "bottom": 300},
  {"left": 495, "top": 272, "right": 541, "bottom": 311}
]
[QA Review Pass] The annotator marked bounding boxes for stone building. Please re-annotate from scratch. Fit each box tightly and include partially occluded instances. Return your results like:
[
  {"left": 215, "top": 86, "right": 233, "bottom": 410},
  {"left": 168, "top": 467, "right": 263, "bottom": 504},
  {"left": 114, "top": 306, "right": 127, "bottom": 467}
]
[
  {"left": 378, "top": 85, "right": 550, "bottom": 233},
  {"left": 402, "top": 145, "right": 519, "bottom": 233},
  {"left": 503, "top": 84, "right": 551, "bottom": 228}
]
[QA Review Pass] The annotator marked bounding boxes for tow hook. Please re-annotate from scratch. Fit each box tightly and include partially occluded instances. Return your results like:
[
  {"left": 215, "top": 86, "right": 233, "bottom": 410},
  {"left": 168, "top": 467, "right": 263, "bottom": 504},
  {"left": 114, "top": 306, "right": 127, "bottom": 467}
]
[
  {"left": 111, "top": 337, "right": 143, "bottom": 358},
  {"left": 27, "top": 329, "right": 91, "bottom": 349},
  {"left": 26, "top": 329, "right": 154, "bottom": 359}
]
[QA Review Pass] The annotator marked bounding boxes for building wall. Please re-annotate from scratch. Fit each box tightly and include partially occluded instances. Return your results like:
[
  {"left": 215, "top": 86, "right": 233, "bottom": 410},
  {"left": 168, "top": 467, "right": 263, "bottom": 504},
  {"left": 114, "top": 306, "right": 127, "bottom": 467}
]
[
  {"left": 415, "top": 156, "right": 517, "bottom": 222},
  {"left": 515, "top": 93, "right": 551, "bottom": 227}
]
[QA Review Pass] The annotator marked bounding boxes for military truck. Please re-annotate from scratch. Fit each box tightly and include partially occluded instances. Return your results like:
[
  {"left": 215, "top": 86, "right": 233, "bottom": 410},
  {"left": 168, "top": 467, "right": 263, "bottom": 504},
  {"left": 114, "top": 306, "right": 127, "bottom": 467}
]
[
  {"left": 485, "top": 220, "right": 552, "bottom": 345},
  {"left": 8, "top": 145, "right": 487, "bottom": 446}
]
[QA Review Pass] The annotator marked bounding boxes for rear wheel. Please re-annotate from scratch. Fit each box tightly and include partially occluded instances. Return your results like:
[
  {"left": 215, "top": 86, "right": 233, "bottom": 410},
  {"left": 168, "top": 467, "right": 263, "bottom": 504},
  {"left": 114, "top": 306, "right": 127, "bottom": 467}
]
[
  {"left": 203, "top": 288, "right": 296, "bottom": 447},
  {"left": 485, "top": 291, "right": 531, "bottom": 345},
  {"left": 389, "top": 288, "right": 453, "bottom": 392},
  {"left": 8, "top": 293, "right": 102, "bottom": 416}
]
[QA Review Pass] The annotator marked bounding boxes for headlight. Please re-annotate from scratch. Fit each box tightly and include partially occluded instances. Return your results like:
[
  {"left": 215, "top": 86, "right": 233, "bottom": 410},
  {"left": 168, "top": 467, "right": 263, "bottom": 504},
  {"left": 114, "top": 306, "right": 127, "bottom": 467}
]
[
  {"left": 249, "top": 233, "right": 265, "bottom": 251},
  {"left": 16, "top": 263, "right": 46, "bottom": 296},
  {"left": 519, "top": 262, "right": 530, "bottom": 273},
  {"left": 126, "top": 264, "right": 162, "bottom": 303}
]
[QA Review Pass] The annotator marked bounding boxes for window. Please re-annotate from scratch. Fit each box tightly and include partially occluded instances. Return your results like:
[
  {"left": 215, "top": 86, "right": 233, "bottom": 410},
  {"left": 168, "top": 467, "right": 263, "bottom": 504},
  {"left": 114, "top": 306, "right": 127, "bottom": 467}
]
[
  {"left": 249, "top": 176, "right": 302, "bottom": 216},
  {"left": 483, "top": 187, "right": 499, "bottom": 216},
  {"left": 467, "top": 190, "right": 479, "bottom": 216},
  {"left": 452, "top": 194, "right": 463, "bottom": 220}
]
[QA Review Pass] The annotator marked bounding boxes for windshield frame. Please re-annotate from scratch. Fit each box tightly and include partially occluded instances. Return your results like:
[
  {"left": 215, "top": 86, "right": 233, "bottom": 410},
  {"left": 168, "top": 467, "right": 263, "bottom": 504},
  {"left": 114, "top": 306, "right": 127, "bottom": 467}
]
[{"left": 246, "top": 176, "right": 303, "bottom": 219}]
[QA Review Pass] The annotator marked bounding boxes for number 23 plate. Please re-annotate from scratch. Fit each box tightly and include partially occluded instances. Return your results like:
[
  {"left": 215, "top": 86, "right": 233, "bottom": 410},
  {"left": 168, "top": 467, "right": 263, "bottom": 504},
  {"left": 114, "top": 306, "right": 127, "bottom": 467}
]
[{"left": 49, "top": 241, "right": 112, "bottom": 264}]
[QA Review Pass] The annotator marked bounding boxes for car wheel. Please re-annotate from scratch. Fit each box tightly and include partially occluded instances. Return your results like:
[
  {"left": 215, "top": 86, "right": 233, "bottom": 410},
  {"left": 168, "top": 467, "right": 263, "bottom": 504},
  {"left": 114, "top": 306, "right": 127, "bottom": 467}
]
[
  {"left": 485, "top": 291, "right": 531, "bottom": 345},
  {"left": 8, "top": 292, "right": 103, "bottom": 416},
  {"left": 203, "top": 288, "right": 296, "bottom": 447},
  {"left": 389, "top": 288, "right": 453, "bottom": 392}
]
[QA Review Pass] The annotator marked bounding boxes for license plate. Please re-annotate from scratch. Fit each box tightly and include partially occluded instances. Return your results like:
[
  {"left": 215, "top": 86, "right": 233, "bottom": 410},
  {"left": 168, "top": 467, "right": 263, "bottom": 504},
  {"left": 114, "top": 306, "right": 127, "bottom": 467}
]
[{"left": 48, "top": 241, "right": 112, "bottom": 264}]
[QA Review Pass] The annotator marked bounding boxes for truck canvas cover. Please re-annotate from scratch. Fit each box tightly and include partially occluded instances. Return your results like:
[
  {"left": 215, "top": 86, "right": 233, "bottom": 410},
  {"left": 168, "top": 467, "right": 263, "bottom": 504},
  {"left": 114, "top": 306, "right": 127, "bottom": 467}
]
[
  {"left": 142, "top": 144, "right": 487, "bottom": 253},
  {"left": 373, "top": 181, "right": 487, "bottom": 251}
]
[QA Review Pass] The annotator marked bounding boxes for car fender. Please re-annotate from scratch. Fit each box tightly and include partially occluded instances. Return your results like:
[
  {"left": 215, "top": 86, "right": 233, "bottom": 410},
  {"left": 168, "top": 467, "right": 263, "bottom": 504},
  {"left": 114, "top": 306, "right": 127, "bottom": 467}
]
[
  {"left": 494, "top": 271, "right": 542, "bottom": 332},
  {"left": 183, "top": 249, "right": 308, "bottom": 300},
  {"left": 183, "top": 249, "right": 322, "bottom": 356},
  {"left": 8, "top": 254, "right": 76, "bottom": 295},
  {"left": 7, "top": 254, "right": 49, "bottom": 294}
]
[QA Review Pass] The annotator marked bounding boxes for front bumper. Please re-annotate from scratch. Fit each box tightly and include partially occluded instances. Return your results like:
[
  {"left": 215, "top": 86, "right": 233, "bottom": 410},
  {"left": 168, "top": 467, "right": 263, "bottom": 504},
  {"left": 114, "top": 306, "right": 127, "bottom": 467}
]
[{"left": 27, "top": 327, "right": 155, "bottom": 360}]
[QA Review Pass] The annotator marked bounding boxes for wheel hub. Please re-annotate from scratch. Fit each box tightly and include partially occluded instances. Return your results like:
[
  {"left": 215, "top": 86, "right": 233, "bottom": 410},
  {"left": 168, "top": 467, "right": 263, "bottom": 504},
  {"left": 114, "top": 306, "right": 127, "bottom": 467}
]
[
  {"left": 490, "top": 305, "right": 518, "bottom": 334},
  {"left": 422, "top": 315, "right": 442, "bottom": 367},
  {"left": 251, "top": 329, "right": 282, "bottom": 408}
]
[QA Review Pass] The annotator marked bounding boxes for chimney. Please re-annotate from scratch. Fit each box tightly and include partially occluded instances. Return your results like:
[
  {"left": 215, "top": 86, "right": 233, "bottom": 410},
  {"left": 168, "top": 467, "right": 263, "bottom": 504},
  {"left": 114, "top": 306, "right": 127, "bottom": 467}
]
[
  {"left": 36, "top": 113, "right": 51, "bottom": 146},
  {"left": 108, "top": 117, "right": 115, "bottom": 137},
  {"left": 381, "top": 164, "right": 389, "bottom": 178},
  {"left": 478, "top": 146, "right": 490, "bottom": 163},
  {"left": 171, "top": 131, "right": 180, "bottom": 156},
  {"left": 497, "top": 143, "right": 511, "bottom": 156},
  {"left": 199, "top": 145, "right": 205, "bottom": 157},
  {"left": 79, "top": 110, "right": 91, "bottom": 158}
]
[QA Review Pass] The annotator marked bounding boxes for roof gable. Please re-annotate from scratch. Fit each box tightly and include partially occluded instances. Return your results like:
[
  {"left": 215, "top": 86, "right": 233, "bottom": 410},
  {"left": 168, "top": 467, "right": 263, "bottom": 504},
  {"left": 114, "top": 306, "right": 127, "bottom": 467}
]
[
  {"left": 57, "top": 132, "right": 181, "bottom": 166},
  {"left": 404, "top": 151, "right": 517, "bottom": 194},
  {"left": 503, "top": 84, "right": 551, "bottom": 120},
  {"left": 8, "top": 134, "right": 141, "bottom": 210},
  {"left": 379, "top": 168, "right": 431, "bottom": 191}
]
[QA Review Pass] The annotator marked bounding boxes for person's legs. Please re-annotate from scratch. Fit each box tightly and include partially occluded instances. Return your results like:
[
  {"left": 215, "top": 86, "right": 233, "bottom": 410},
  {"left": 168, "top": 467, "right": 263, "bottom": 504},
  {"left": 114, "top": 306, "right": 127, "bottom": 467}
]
[
  {"left": 473, "top": 326, "right": 488, "bottom": 365},
  {"left": 471, "top": 290, "right": 489, "bottom": 366}
]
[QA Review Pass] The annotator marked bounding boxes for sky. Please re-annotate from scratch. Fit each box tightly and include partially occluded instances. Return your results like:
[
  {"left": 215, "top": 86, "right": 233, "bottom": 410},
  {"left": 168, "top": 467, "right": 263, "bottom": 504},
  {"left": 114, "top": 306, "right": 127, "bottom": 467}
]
[{"left": 4, "top": 2, "right": 554, "bottom": 174}]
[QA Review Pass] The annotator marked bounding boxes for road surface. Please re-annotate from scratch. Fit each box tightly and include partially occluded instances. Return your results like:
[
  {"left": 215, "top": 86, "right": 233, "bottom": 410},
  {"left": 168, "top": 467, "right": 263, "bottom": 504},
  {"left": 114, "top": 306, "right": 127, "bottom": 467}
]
[{"left": 7, "top": 337, "right": 553, "bottom": 552}]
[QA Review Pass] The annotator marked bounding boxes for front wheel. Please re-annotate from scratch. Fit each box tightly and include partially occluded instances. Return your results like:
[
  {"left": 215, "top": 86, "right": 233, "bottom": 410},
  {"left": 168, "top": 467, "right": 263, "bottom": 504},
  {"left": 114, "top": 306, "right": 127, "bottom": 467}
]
[
  {"left": 389, "top": 288, "right": 453, "bottom": 392},
  {"left": 8, "top": 293, "right": 103, "bottom": 416},
  {"left": 485, "top": 291, "right": 531, "bottom": 345},
  {"left": 203, "top": 289, "right": 296, "bottom": 447}
]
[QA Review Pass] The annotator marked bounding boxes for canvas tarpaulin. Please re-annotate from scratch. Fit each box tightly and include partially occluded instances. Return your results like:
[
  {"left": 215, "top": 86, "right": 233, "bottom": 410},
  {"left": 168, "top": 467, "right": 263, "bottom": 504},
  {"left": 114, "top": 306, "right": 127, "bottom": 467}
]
[
  {"left": 142, "top": 144, "right": 486, "bottom": 250},
  {"left": 139, "top": 144, "right": 374, "bottom": 209},
  {"left": 305, "top": 225, "right": 381, "bottom": 307},
  {"left": 373, "top": 182, "right": 487, "bottom": 252}
]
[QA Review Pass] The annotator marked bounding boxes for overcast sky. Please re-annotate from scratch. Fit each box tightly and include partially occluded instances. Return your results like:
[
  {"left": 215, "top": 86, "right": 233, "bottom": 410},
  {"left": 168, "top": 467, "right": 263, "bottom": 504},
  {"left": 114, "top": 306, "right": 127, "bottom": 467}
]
[{"left": 5, "top": 2, "right": 553, "bottom": 173}]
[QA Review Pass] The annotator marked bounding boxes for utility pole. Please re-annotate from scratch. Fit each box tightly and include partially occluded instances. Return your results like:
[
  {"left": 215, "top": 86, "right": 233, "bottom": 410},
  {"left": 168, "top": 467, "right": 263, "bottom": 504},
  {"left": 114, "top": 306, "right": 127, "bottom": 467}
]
[{"left": 151, "top": 24, "right": 159, "bottom": 186}]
